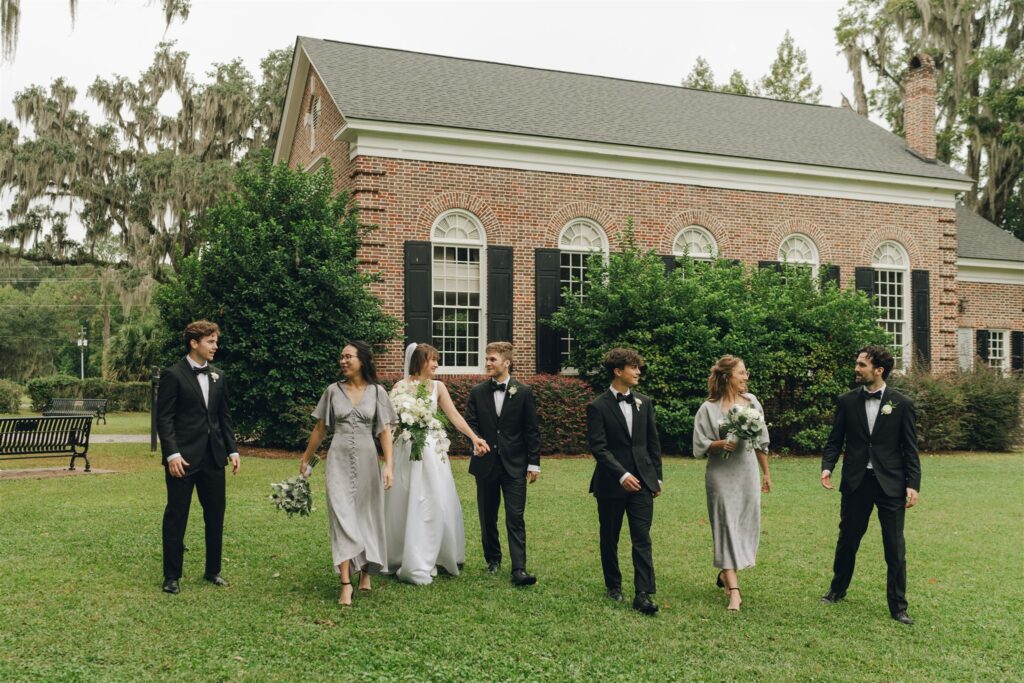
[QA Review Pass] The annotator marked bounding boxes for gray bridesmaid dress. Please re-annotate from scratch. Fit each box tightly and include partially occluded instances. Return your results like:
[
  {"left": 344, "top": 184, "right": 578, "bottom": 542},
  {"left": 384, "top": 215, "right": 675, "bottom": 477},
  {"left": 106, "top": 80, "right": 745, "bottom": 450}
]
[
  {"left": 312, "top": 382, "right": 397, "bottom": 574},
  {"left": 692, "top": 394, "right": 770, "bottom": 570}
]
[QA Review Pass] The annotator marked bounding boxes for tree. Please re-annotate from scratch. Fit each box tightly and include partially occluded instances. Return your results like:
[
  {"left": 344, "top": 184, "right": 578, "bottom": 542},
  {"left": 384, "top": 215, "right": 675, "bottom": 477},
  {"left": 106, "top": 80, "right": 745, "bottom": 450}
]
[
  {"left": 758, "top": 30, "right": 823, "bottom": 103},
  {"left": 836, "top": 0, "right": 1024, "bottom": 228},
  {"left": 681, "top": 56, "right": 717, "bottom": 90},
  {"left": 0, "top": 42, "right": 292, "bottom": 277},
  {"left": 155, "top": 153, "right": 401, "bottom": 447},
  {"left": 1, "top": 0, "right": 190, "bottom": 62},
  {"left": 547, "top": 222, "right": 888, "bottom": 453},
  {"left": 721, "top": 70, "right": 759, "bottom": 96}
]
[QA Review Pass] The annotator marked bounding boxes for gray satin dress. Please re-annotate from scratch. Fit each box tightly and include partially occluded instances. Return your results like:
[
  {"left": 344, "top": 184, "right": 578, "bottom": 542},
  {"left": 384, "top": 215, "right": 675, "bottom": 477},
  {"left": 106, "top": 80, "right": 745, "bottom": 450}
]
[
  {"left": 312, "top": 382, "right": 397, "bottom": 574},
  {"left": 693, "top": 394, "right": 770, "bottom": 571}
]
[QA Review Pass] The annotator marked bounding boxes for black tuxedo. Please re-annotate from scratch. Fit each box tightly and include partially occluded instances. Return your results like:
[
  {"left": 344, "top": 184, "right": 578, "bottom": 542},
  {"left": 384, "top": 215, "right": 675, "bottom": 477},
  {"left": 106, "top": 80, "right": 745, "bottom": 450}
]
[
  {"left": 465, "top": 377, "right": 541, "bottom": 571},
  {"left": 157, "top": 358, "right": 238, "bottom": 580},
  {"left": 586, "top": 389, "right": 662, "bottom": 595},
  {"left": 822, "top": 386, "right": 920, "bottom": 615}
]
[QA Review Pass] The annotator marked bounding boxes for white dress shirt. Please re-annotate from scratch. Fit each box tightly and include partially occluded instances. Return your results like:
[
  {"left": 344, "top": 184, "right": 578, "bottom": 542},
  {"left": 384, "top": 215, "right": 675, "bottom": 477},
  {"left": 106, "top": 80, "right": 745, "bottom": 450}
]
[
  {"left": 610, "top": 386, "right": 644, "bottom": 487},
  {"left": 166, "top": 356, "right": 239, "bottom": 464},
  {"left": 863, "top": 383, "right": 886, "bottom": 470}
]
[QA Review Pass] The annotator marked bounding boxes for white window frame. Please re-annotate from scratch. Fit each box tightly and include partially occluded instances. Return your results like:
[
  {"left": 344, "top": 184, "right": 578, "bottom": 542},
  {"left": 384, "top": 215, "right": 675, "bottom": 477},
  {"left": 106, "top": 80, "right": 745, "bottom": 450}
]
[
  {"left": 430, "top": 210, "right": 487, "bottom": 374},
  {"left": 872, "top": 241, "right": 912, "bottom": 370},
  {"left": 956, "top": 328, "right": 974, "bottom": 371},
  {"left": 672, "top": 225, "right": 718, "bottom": 261},
  {"left": 558, "top": 219, "right": 608, "bottom": 372},
  {"left": 986, "top": 329, "right": 1010, "bottom": 373},
  {"left": 777, "top": 233, "right": 819, "bottom": 280},
  {"left": 307, "top": 95, "right": 322, "bottom": 151}
]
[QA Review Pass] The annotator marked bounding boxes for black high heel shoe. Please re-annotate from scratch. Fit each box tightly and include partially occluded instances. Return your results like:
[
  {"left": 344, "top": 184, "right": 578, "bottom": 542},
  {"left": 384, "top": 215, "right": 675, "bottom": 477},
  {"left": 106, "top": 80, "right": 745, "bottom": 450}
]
[{"left": 716, "top": 571, "right": 725, "bottom": 588}]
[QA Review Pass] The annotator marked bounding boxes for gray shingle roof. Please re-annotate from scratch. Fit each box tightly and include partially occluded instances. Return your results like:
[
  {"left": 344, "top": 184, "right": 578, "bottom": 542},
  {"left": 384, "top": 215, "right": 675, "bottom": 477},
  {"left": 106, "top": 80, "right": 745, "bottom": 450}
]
[
  {"left": 299, "top": 37, "right": 969, "bottom": 183},
  {"left": 957, "top": 205, "right": 1024, "bottom": 262}
]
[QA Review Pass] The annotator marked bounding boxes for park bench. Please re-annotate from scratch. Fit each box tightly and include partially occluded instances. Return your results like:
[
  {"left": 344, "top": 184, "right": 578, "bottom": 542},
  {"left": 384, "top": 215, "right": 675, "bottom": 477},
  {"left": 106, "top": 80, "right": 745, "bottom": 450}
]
[
  {"left": 0, "top": 415, "right": 93, "bottom": 472},
  {"left": 43, "top": 397, "right": 108, "bottom": 424}
]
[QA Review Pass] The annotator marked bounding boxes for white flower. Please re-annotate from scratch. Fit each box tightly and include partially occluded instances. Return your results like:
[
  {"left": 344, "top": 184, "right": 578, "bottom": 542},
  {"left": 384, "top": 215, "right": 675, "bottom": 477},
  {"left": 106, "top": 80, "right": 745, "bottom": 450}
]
[
  {"left": 211, "top": 372, "right": 220, "bottom": 382},
  {"left": 508, "top": 385, "right": 518, "bottom": 396},
  {"left": 881, "top": 403, "right": 893, "bottom": 415},
  {"left": 635, "top": 398, "right": 643, "bottom": 409}
]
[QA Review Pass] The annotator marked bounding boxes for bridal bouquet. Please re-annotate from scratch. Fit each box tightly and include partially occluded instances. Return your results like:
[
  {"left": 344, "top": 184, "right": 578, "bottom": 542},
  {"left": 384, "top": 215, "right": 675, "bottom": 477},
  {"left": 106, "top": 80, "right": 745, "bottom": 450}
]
[
  {"left": 389, "top": 380, "right": 451, "bottom": 461},
  {"left": 718, "top": 406, "right": 765, "bottom": 458},
  {"left": 269, "top": 454, "right": 320, "bottom": 517}
]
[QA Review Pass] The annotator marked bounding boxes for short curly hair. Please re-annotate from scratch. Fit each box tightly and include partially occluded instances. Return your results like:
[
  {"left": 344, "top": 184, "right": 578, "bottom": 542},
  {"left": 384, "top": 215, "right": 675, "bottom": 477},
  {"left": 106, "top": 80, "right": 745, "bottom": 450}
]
[
  {"left": 857, "top": 344, "right": 895, "bottom": 380},
  {"left": 182, "top": 320, "right": 220, "bottom": 353},
  {"left": 602, "top": 347, "right": 645, "bottom": 378}
]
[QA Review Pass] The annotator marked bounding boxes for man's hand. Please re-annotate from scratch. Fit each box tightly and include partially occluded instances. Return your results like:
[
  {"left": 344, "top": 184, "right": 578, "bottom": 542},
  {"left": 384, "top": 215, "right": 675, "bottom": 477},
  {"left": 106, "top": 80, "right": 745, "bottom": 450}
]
[
  {"left": 472, "top": 436, "right": 490, "bottom": 455},
  {"left": 653, "top": 481, "right": 663, "bottom": 498},
  {"left": 229, "top": 453, "right": 240, "bottom": 475},
  {"left": 821, "top": 469, "right": 834, "bottom": 490},
  {"left": 168, "top": 457, "right": 190, "bottom": 478},
  {"left": 905, "top": 487, "right": 919, "bottom": 509},
  {"left": 527, "top": 471, "right": 538, "bottom": 484},
  {"left": 621, "top": 474, "right": 641, "bottom": 493}
]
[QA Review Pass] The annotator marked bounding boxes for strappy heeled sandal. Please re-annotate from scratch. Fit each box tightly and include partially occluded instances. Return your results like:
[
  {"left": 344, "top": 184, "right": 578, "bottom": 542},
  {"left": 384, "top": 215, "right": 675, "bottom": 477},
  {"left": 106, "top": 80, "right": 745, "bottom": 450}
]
[
  {"left": 727, "top": 587, "right": 742, "bottom": 612},
  {"left": 338, "top": 581, "right": 353, "bottom": 606}
]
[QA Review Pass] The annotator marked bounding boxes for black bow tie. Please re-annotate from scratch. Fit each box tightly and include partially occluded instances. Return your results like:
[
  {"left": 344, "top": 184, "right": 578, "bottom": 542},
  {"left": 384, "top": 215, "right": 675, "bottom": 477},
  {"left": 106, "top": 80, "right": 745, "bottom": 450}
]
[
  {"left": 193, "top": 366, "right": 210, "bottom": 375},
  {"left": 615, "top": 392, "right": 635, "bottom": 404},
  {"left": 863, "top": 390, "right": 882, "bottom": 400},
  {"left": 490, "top": 381, "right": 507, "bottom": 393}
]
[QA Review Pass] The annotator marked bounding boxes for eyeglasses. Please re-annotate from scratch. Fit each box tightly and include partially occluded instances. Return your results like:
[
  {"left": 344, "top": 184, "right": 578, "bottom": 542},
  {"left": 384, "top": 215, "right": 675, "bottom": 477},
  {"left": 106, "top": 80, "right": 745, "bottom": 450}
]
[{"left": 340, "top": 354, "right": 358, "bottom": 360}]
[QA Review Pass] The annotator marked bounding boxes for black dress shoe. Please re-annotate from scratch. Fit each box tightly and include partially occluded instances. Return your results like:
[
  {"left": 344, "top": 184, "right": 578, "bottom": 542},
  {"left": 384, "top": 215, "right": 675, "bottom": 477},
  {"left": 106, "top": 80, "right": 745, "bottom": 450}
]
[
  {"left": 204, "top": 573, "right": 229, "bottom": 587},
  {"left": 162, "top": 579, "right": 180, "bottom": 594},
  {"left": 606, "top": 587, "right": 623, "bottom": 602},
  {"left": 632, "top": 592, "right": 659, "bottom": 615},
  {"left": 820, "top": 590, "right": 845, "bottom": 604},
  {"left": 511, "top": 569, "right": 537, "bottom": 586},
  {"left": 892, "top": 610, "right": 914, "bottom": 625},
  {"left": 486, "top": 561, "right": 501, "bottom": 574}
]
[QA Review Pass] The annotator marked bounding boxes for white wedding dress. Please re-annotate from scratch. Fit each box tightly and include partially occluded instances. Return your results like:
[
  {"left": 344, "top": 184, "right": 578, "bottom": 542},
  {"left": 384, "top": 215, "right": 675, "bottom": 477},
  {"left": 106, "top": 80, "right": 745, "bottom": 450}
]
[{"left": 384, "top": 379, "right": 465, "bottom": 584}]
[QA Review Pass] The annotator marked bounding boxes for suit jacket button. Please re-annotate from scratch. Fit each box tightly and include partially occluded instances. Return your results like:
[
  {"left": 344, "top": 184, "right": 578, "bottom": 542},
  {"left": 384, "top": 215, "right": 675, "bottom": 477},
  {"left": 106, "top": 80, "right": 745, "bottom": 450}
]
[{"left": 497, "top": 429, "right": 500, "bottom": 434}]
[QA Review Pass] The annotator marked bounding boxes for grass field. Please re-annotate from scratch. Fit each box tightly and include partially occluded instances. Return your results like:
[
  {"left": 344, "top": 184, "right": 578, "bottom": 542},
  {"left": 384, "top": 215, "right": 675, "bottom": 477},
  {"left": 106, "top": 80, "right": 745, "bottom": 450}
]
[
  {"left": 0, "top": 411, "right": 152, "bottom": 435},
  {"left": 1, "top": 447, "right": 1021, "bottom": 681}
]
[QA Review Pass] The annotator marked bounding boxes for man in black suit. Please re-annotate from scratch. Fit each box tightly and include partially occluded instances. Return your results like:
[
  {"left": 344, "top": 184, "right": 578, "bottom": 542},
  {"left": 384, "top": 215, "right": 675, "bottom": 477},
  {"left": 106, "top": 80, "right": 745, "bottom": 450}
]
[
  {"left": 586, "top": 347, "right": 662, "bottom": 615},
  {"left": 465, "top": 341, "right": 541, "bottom": 586},
  {"left": 157, "top": 320, "right": 240, "bottom": 594},
  {"left": 821, "top": 344, "right": 921, "bottom": 625}
]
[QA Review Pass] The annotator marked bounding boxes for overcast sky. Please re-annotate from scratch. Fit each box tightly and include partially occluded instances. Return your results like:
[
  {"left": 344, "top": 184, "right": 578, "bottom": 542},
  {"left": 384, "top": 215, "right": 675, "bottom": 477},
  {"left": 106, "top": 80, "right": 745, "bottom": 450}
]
[{"left": 1, "top": 0, "right": 861, "bottom": 123}]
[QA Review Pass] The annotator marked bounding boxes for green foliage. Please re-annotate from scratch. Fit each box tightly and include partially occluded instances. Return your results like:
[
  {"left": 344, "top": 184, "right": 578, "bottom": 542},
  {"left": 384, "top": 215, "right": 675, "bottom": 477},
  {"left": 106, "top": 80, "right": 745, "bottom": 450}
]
[
  {"left": 107, "top": 310, "right": 169, "bottom": 381},
  {"left": 958, "top": 365, "right": 1023, "bottom": 451},
  {"left": 0, "top": 378, "right": 22, "bottom": 412},
  {"left": 758, "top": 30, "right": 822, "bottom": 103},
  {"left": 888, "top": 367, "right": 966, "bottom": 450},
  {"left": 25, "top": 375, "right": 149, "bottom": 411},
  {"left": 155, "top": 152, "right": 400, "bottom": 448},
  {"left": 548, "top": 222, "right": 888, "bottom": 454}
]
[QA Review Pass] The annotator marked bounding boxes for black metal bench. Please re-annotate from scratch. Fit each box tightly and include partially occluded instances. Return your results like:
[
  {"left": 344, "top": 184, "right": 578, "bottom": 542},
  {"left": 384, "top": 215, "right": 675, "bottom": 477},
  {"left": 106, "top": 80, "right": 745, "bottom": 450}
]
[
  {"left": 0, "top": 416, "right": 93, "bottom": 472},
  {"left": 43, "top": 398, "right": 108, "bottom": 424}
]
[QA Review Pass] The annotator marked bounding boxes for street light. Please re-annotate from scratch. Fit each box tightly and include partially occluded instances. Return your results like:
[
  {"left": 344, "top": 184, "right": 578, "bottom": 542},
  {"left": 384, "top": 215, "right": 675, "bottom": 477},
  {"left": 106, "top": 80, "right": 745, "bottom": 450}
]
[{"left": 77, "top": 326, "right": 88, "bottom": 380}]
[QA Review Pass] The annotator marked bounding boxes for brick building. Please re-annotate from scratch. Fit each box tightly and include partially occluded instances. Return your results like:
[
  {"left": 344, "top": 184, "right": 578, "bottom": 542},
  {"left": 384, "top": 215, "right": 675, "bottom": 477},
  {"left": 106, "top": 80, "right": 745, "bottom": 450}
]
[{"left": 274, "top": 39, "right": 1023, "bottom": 376}]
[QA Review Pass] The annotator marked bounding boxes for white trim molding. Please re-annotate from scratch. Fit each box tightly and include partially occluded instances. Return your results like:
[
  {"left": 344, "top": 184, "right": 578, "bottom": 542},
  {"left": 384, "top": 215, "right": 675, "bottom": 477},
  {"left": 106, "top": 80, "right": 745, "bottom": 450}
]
[
  {"left": 336, "top": 118, "right": 972, "bottom": 208},
  {"left": 956, "top": 258, "right": 1024, "bottom": 285}
]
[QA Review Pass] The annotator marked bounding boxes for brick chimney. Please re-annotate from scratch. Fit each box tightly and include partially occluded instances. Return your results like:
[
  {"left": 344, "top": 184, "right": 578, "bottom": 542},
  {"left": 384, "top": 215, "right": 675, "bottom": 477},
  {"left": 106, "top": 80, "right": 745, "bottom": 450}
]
[{"left": 904, "top": 53, "right": 937, "bottom": 159}]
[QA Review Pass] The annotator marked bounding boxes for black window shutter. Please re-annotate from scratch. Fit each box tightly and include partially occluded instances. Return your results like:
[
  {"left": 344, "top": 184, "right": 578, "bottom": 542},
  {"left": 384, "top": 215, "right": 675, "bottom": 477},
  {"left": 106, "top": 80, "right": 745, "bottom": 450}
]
[
  {"left": 487, "top": 246, "right": 513, "bottom": 343},
  {"left": 728, "top": 259, "right": 743, "bottom": 266},
  {"left": 854, "top": 267, "right": 875, "bottom": 297},
  {"left": 535, "top": 249, "right": 562, "bottom": 374},
  {"left": 1011, "top": 331, "right": 1023, "bottom": 372},
  {"left": 404, "top": 241, "right": 432, "bottom": 346},
  {"left": 759, "top": 260, "right": 782, "bottom": 272},
  {"left": 661, "top": 255, "right": 678, "bottom": 273},
  {"left": 976, "top": 329, "right": 990, "bottom": 361},
  {"left": 822, "top": 265, "right": 840, "bottom": 287},
  {"left": 911, "top": 269, "right": 931, "bottom": 366}
]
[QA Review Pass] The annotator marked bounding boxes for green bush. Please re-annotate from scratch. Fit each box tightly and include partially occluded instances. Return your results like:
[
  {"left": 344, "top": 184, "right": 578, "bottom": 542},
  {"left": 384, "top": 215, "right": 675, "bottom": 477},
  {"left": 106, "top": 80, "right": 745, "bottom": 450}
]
[
  {"left": 155, "top": 152, "right": 400, "bottom": 448},
  {"left": 889, "top": 367, "right": 966, "bottom": 451},
  {"left": 958, "top": 366, "right": 1023, "bottom": 451},
  {"left": 548, "top": 221, "right": 890, "bottom": 454},
  {"left": 0, "top": 378, "right": 23, "bottom": 413},
  {"left": 25, "top": 375, "right": 151, "bottom": 412}
]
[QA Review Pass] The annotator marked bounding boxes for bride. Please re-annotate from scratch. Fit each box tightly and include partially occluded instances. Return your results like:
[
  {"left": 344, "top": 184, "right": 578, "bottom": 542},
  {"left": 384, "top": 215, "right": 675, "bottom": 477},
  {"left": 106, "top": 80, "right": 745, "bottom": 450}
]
[{"left": 385, "top": 343, "right": 490, "bottom": 584}]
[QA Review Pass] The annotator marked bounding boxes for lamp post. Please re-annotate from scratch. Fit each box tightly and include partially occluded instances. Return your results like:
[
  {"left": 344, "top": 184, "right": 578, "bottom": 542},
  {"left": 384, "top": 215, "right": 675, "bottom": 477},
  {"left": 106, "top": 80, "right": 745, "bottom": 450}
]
[{"left": 76, "top": 326, "right": 88, "bottom": 380}]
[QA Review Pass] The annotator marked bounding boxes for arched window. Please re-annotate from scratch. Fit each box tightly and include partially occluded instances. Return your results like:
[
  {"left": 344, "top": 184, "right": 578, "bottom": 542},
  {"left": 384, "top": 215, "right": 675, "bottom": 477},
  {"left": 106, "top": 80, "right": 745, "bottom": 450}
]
[
  {"left": 872, "top": 241, "right": 911, "bottom": 368},
  {"left": 558, "top": 219, "right": 608, "bottom": 365},
  {"left": 431, "top": 210, "right": 486, "bottom": 371},
  {"left": 777, "top": 233, "right": 819, "bottom": 278},
  {"left": 672, "top": 225, "right": 718, "bottom": 260}
]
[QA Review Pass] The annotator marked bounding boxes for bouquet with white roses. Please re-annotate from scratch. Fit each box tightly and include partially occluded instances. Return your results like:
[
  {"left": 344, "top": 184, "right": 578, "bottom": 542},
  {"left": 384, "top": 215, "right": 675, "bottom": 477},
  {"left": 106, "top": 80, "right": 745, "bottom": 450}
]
[
  {"left": 389, "top": 380, "right": 451, "bottom": 461},
  {"left": 718, "top": 405, "right": 765, "bottom": 459},
  {"left": 269, "top": 454, "right": 320, "bottom": 517}
]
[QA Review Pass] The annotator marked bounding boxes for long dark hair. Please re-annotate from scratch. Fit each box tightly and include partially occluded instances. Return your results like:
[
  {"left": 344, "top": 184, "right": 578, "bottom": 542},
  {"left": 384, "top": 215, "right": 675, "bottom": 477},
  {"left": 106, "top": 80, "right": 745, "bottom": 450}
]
[{"left": 340, "top": 340, "right": 380, "bottom": 386}]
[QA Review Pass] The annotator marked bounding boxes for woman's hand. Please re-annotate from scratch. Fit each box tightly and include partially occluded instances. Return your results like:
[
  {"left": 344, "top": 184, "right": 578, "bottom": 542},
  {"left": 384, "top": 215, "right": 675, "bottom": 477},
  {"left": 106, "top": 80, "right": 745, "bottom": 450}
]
[
  {"left": 472, "top": 435, "right": 490, "bottom": 454},
  {"left": 299, "top": 458, "right": 310, "bottom": 478},
  {"left": 382, "top": 465, "right": 393, "bottom": 491},
  {"left": 711, "top": 439, "right": 736, "bottom": 454},
  {"left": 761, "top": 474, "right": 772, "bottom": 493}
]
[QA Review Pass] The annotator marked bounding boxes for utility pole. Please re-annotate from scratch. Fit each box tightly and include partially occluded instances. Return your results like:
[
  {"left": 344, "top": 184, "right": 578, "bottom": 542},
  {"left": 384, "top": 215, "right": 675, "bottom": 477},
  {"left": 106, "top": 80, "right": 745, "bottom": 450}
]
[{"left": 76, "top": 326, "right": 88, "bottom": 380}]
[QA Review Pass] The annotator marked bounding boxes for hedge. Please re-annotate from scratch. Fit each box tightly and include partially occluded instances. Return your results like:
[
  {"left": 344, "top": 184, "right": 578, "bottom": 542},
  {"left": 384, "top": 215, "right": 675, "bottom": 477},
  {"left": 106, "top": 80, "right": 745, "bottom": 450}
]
[
  {"left": 26, "top": 375, "right": 152, "bottom": 412},
  {"left": 0, "top": 378, "right": 22, "bottom": 413}
]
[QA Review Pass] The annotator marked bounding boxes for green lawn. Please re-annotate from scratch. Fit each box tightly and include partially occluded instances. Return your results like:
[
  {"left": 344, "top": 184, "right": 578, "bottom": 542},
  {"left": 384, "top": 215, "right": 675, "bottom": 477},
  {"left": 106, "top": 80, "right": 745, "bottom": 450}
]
[
  {"left": 1, "top": 448, "right": 1021, "bottom": 681},
  {"left": 0, "top": 411, "right": 152, "bottom": 435}
]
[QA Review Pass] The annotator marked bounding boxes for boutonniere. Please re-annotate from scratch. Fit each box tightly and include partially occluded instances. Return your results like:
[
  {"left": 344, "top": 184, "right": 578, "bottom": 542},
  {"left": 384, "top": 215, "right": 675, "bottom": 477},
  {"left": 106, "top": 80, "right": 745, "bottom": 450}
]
[
  {"left": 634, "top": 398, "right": 643, "bottom": 409},
  {"left": 881, "top": 400, "right": 895, "bottom": 415},
  {"left": 507, "top": 385, "right": 518, "bottom": 397},
  {"left": 211, "top": 372, "right": 220, "bottom": 383}
]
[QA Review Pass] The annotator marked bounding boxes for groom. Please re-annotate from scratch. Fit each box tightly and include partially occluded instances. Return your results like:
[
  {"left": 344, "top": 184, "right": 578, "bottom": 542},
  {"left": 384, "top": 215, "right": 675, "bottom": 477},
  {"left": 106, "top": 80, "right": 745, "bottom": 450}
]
[
  {"left": 157, "top": 320, "right": 240, "bottom": 594},
  {"left": 820, "top": 344, "right": 920, "bottom": 625},
  {"left": 586, "top": 347, "right": 662, "bottom": 615},
  {"left": 465, "top": 341, "right": 541, "bottom": 586}
]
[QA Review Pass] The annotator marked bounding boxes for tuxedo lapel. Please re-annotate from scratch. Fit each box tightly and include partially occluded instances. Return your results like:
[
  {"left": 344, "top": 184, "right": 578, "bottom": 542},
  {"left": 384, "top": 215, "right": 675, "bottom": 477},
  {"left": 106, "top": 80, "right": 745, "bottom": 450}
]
[
  {"left": 854, "top": 391, "right": 871, "bottom": 438},
  {"left": 603, "top": 391, "right": 631, "bottom": 442},
  {"left": 481, "top": 383, "right": 499, "bottom": 427},
  {"left": 180, "top": 360, "right": 208, "bottom": 411}
]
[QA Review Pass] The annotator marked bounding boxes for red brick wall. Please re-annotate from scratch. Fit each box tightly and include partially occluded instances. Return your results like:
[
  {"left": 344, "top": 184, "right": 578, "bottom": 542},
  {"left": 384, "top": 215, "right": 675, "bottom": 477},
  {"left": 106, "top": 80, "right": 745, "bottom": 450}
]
[
  {"left": 957, "top": 281, "right": 1024, "bottom": 331},
  {"left": 286, "top": 71, "right": 355, "bottom": 196}
]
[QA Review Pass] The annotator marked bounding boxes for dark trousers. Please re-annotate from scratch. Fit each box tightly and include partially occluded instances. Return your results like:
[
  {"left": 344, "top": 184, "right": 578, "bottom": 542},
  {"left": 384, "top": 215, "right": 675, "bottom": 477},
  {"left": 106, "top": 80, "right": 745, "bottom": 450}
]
[
  {"left": 475, "top": 467, "right": 528, "bottom": 571},
  {"left": 597, "top": 489, "right": 655, "bottom": 595},
  {"left": 829, "top": 470, "right": 908, "bottom": 615},
  {"left": 162, "top": 452, "right": 226, "bottom": 580}
]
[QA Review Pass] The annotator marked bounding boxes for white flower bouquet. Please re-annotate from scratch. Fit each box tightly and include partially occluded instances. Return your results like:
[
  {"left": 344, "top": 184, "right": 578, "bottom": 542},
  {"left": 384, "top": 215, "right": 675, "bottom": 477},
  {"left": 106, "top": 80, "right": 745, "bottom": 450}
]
[
  {"left": 389, "top": 380, "right": 451, "bottom": 461},
  {"left": 269, "top": 454, "right": 319, "bottom": 517},
  {"left": 718, "top": 405, "right": 765, "bottom": 458}
]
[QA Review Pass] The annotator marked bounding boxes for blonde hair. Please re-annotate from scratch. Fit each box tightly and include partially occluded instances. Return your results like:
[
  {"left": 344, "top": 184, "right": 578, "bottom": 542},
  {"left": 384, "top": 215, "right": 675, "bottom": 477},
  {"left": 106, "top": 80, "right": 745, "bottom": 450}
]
[
  {"left": 485, "top": 341, "right": 514, "bottom": 366},
  {"left": 707, "top": 355, "right": 744, "bottom": 401}
]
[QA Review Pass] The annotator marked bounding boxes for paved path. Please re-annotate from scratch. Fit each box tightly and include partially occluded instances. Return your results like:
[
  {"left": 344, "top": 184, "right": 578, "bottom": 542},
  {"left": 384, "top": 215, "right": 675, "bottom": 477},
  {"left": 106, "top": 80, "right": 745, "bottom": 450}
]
[{"left": 91, "top": 434, "right": 151, "bottom": 443}]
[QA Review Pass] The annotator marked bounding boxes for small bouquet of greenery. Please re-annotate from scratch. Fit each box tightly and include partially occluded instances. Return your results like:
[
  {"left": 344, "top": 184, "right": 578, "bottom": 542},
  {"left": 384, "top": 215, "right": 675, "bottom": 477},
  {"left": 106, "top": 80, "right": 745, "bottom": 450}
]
[
  {"left": 718, "top": 406, "right": 765, "bottom": 458},
  {"left": 389, "top": 380, "right": 451, "bottom": 461},
  {"left": 269, "top": 454, "right": 320, "bottom": 517}
]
